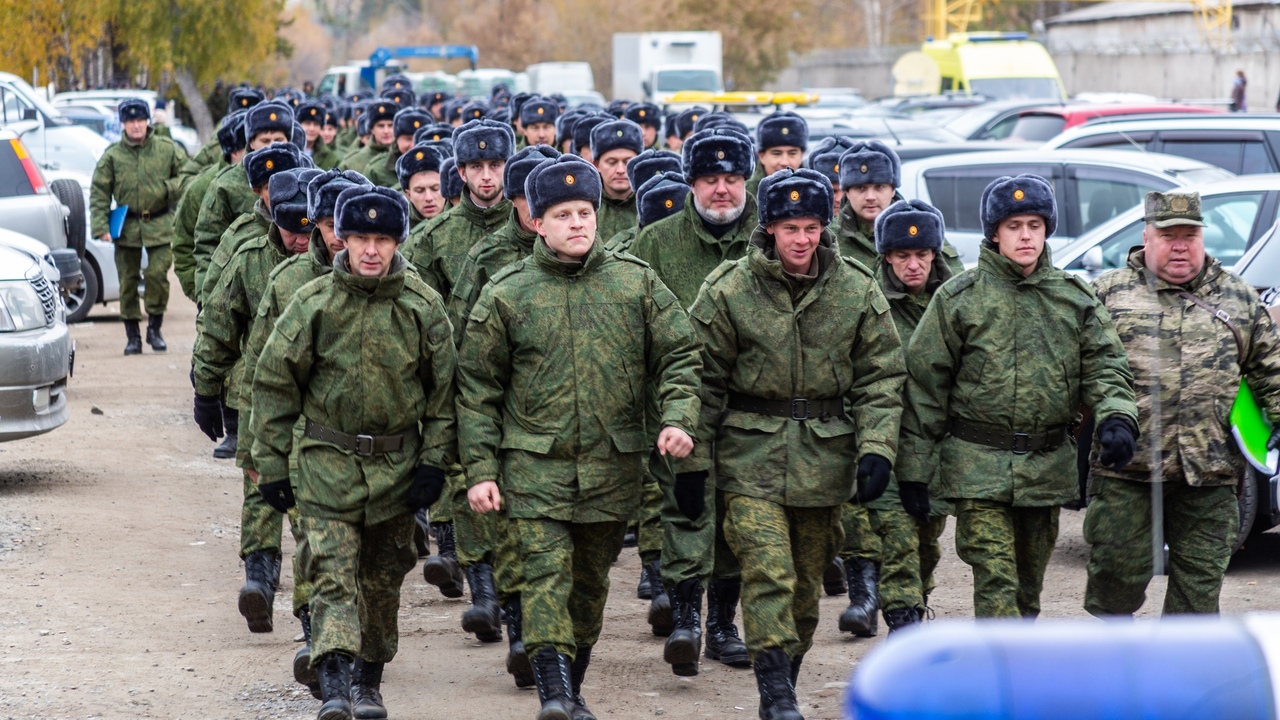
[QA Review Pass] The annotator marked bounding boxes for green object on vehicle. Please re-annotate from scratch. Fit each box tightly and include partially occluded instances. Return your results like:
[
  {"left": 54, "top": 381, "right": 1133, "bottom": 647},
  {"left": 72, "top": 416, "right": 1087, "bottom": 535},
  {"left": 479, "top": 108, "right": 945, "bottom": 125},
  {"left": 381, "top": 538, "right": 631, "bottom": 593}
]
[{"left": 1231, "top": 378, "right": 1278, "bottom": 475}]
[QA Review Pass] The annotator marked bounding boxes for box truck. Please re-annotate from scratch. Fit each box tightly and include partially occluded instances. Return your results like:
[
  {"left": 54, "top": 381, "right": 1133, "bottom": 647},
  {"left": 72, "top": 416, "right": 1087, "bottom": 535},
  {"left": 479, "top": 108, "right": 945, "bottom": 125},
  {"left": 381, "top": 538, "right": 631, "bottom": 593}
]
[{"left": 612, "top": 32, "right": 723, "bottom": 106}]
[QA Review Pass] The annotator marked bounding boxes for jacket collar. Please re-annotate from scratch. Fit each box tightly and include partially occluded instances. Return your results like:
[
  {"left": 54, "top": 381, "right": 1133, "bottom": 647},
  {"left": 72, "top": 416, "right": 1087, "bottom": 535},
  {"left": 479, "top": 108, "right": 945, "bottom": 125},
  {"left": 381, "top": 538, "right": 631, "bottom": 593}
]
[
  {"left": 505, "top": 208, "right": 538, "bottom": 253},
  {"left": 532, "top": 235, "right": 604, "bottom": 277},
  {"left": 683, "top": 191, "right": 758, "bottom": 248},
  {"left": 332, "top": 250, "right": 408, "bottom": 298},
  {"left": 308, "top": 228, "right": 334, "bottom": 270},
  {"left": 456, "top": 191, "right": 511, "bottom": 231},
  {"left": 978, "top": 243, "right": 1054, "bottom": 285},
  {"left": 746, "top": 226, "right": 838, "bottom": 292}
]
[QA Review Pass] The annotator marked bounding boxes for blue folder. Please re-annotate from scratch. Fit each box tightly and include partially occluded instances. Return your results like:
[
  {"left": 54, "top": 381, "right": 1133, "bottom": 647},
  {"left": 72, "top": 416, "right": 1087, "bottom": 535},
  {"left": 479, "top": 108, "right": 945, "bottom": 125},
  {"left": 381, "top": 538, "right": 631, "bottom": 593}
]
[{"left": 109, "top": 205, "right": 128, "bottom": 239}]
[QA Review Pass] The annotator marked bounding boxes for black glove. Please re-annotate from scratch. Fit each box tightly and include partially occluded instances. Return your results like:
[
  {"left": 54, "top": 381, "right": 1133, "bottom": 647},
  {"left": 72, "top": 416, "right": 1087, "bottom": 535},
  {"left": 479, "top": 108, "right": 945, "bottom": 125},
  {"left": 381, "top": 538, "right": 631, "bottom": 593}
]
[
  {"left": 674, "top": 471, "right": 707, "bottom": 520},
  {"left": 259, "top": 479, "right": 295, "bottom": 513},
  {"left": 1097, "top": 417, "right": 1137, "bottom": 469},
  {"left": 854, "top": 454, "right": 892, "bottom": 504},
  {"left": 1268, "top": 426, "right": 1280, "bottom": 452},
  {"left": 193, "top": 393, "right": 224, "bottom": 442},
  {"left": 406, "top": 465, "right": 447, "bottom": 510},
  {"left": 898, "top": 481, "right": 931, "bottom": 523}
]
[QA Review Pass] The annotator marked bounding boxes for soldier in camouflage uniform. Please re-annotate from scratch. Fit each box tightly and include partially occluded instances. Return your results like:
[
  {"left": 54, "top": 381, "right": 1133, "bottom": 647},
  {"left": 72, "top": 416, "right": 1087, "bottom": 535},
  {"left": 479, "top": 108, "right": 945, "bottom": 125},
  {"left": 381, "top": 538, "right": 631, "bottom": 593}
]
[
  {"left": 803, "top": 137, "right": 855, "bottom": 220},
  {"left": 297, "top": 101, "right": 341, "bottom": 170},
  {"left": 629, "top": 127, "right": 757, "bottom": 669},
  {"left": 173, "top": 111, "right": 247, "bottom": 301},
  {"left": 898, "top": 174, "right": 1140, "bottom": 619},
  {"left": 625, "top": 102, "right": 663, "bottom": 150},
  {"left": 590, "top": 119, "right": 644, "bottom": 242},
  {"left": 338, "top": 101, "right": 395, "bottom": 178},
  {"left": 251, "top": 185, "right": 456, "bottom": 720},
  {"left": 459, "top": 156, "right": 702, "bottom": 720},
  {"left": 89, "top": 98, "right": 187, "bottom": 355},
  {"left": 605, "top": 150, "right": 682, "bottom": 252},
  {"left": 744, "top": 111, "right": 807, "bottom": 197},
  {"left": 179, "top": 86, "right": 263, "bottom": 183},
  {"left": 519, "top": 97, "right": 559, "bottom": 148},
  {"left": 690, "top": 168, "right": 904, "bottom": 720},
  {"left": 396, "top": 143, "right": 447, "bottom": 232},
  {"left": 193, "top": 166, "right": 320, "bottom": 636},
  {"left": 1085, "top": 191, "right": 1280, "bottom": 616}
]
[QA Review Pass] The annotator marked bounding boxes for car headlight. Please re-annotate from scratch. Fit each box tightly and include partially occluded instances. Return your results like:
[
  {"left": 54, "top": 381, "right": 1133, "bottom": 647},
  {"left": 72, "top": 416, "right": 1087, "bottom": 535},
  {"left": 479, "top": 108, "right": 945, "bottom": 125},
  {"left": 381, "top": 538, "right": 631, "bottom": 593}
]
[{"left": 0, "top": 280, "right": 47, "bottom": 331}]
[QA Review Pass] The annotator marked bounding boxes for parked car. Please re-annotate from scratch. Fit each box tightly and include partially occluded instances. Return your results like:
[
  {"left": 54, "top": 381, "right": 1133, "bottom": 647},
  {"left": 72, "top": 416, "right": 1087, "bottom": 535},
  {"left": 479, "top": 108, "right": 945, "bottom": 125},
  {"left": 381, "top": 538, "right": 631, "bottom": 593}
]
[
  {"left": 54, "top": 104, "right": 117, "bottom": 140},
  {"left": 918, "top": 98, "right": 1064, "bottom": 140},
  {"left": 806, "top": 117, "right": 964, "bottom": 145},
  {"left": 1004, "top": 103, "right": 1222, "bottom": 143},
  {"left": 1234, "top": 217, "right": 1280, "bottom": 292},
  {"left": 887, "top": 140, "right": 1037, "bottom": 163},
  {"left": 0, "top": 131, "right": 85, "bottom": 301},
  {"left": 1044, "top": 115, "right": 1280, "bottom": 176},
  {"left": 0, "top": 72, "right": 110, "bottom": 177},
  {"left": 898, "top": 149, "right": 1234, "bottom": 265},
  {"left": 52, "top": 90, "right": 199, "bottom": 155},
  {"left": 0, "top": 230, "right": 72, "bottom": 442},
  {"left": 1054, "top": 175, "right": 1280, "bottom": 282}
]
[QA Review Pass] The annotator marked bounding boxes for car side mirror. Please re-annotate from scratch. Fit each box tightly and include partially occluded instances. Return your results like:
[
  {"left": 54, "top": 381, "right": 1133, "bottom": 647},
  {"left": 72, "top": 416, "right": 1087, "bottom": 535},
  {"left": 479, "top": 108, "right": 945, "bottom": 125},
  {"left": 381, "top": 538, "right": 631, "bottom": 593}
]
[
  {"left": 21, "top": 108, "right": 37, "bottom": 121},
  {"left": 1082, "top": 246, "right": 1104, "bottom": 272}
]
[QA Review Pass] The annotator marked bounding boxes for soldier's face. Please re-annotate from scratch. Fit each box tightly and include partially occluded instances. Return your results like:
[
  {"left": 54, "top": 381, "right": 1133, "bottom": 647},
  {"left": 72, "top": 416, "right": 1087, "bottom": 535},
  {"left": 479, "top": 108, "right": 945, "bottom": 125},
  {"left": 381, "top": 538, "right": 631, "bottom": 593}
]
[
  {"left": 372, "top": 120, "right": 395, "bottom": 145},
  {"left": 512, "top": 196, "right": 535, "bottom": 233},
  {"left": 279, "top": 228, "right": 311, "bottom": 254},
  {"left": 831, "top": 185, "right": 845, "bottom": 217},
  {"left": 885, "top": 248, "right": 936, "bottom": 295},
  {"left": 250, "top": 131, "right": 288, "bottom": 150},
  {"left": 344, "top": 233, "right": 399, "bottom": 277},
  {"left": 691, "top": 173, "right": 747, "bottom": 225},
  {"left": 758, "top": 146, "right": 804, "bottom": 177},
  {"left": 406, "top": 171, "right": 444, "bottom": 220},
  {"left": 847, "top": 184, "right": 895, "bottom": 223},
  {"left": 994, "top": 214, "right": 1046, "bottom": 277},
  {"left": 301, "top": 121, "right": 321, "bottom": 144},
  {"left": 524, "top": 122, "right": 556, "bottom": 147},
  {"left": 461, "top": 160, "right": 505, "bottom": 206},
  {"left": 396, "top": 135, "right": 416, "bottom": 154},
  {"left": 317, "top": 218, "right": 345, "bottom": 256},
  {"left": 667, "top": 135, "right": 683, "bottom": 152},
  {"left": 768, "top": 217, "right": 824, "bottom": 275},
  {"left": 321, "top": 125, "right": 338, "bottom": 144},
  {"left": 122, "top": 118, "right": 148, "bottom": 142},
  {"left": 596, "top": 149, "right": 637, "bottom": 199},
  {"left": 535, "top": 200, "right": 597, "bottom": 262},
  {"left": 642, "top": 125, "right": 658, "bottom": 149},
  {"left": 1143, "top": 223, "right": 1205, "bottom": 285}
]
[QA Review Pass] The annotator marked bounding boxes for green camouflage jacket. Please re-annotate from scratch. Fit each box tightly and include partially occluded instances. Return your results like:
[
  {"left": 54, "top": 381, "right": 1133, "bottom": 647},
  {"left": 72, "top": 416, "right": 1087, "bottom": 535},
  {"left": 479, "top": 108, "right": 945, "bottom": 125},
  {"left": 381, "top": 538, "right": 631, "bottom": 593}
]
[
  {"left": 596, "top": 192, "right": 637, "bottom": 244},
  {"left": 200, "top": 201, "right": 273, "bottom": 306},
  {"left": 89, "top": 129, "right": 187, "bottom": 248},
  {"left": 457, "top": 238, "right": 702, "bottom": 523},
  {"left": 605, "top": 226, "right": 637, "bottom": 254},
  {"left": 193, "top": 224, "right": 292, "bottom": 407},
  {"left": 340, "top": 139, "right": 391, "bottom": 178},
  {"left": 833, "top": 195, "right": 966, "bottom": 275},
  {"left": 310, "top": 139, "right": 342, "bottom": 171},
  {"left": 193, "top": 162, "right": 259, "bottom": 287},
  {"left": 179, "top": 134, "right": 222, "bottom": 183},
  {"left": 689, "top": 228, "right": 905, "bottom": 507},
  {"left": 173, "top": 160, "right": 227, "bottom": 300},
  {"left": 365, "top": 145, "right": 402, "bottom": 189},
  {"left": 403, "top": 193, "right": 511, "bottom": 298},
  {"left": 1092, "top": 248, "right": 1280, "bottom": 486},
  {"left": 238, "top": 234, "right": 335, "bottom": 471},
  {"left": 335, "top": 126, "right": 357, "bottom": 153},
  {"left": 745, "top": 164, "right": 766, "bottom": 198},
  {"left": 898, "top": 245, "right": 1139, "bottom": 506},
  {"left": 251, "top": 251, "right": 458, "bottom": 525},
  {"left": 629, "top": 191, "right": 759, "bottom": 308},
  {"left": 446, "top": 209, "right": 537, "bottom": 347}
]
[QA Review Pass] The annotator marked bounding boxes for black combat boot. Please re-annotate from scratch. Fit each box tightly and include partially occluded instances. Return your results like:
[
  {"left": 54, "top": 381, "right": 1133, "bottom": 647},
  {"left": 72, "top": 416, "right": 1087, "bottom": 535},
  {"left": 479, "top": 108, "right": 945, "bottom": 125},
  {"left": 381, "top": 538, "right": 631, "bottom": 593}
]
[
  {"left": 504, "top": 595, "right": 534, "bottom": 688},
  {"left": 145, "top": 314, "right": 167, "bottom": 352},
  {"left": 838, "top": 558, "right": 879, "bottom": 637},
  {"left": 239, "top": 550, "right": 280, "bottom": 633},
  {"left": 663, "top": 579, "right": 703, "bottom": 676},
  {"left": 351, "top": 658, "right": 387, "bottom": 719},
  {"left": 570, "top": 645, "right": 597, "bottom": 720},
  {"left": 461, "top": 562, "right": 502, "bottom": 642},
  {"left": 294, "top": 607, "right": 321, "bottom": 699},
  {"left": 622, "top": 525, "right": 638, "bottom": 548},
  {"left": 213, "top": 404, "right": 238, "bottom": 459},
  {"left": 316, "top": 652, "right": 353, "bottom": 720},
  {"left": 753, "top": 649, "right": 804, "bottom": 720},
  {"left": 790, "top": 653, "right": 804, "bottom": 689},
  {"left": 637, "top": 559, "right": 657, "bottom": 600},
  {"left": 421, "top": 522, "right": 464, "bottom": 598},
  {"left": 823, "top": 557, "right": 847, "bottom": 596},
  {"left": 648, "top": 574, "right": 673, "bottom": 637},
  {"left": 531, "top": 646, "right": 575, "bottom": 720},
  {"left": 704, "top": 578, "right": 750, "bottom": 667},
  {"left": 412, "top": 508, "right": 431, "bottom": 558},
  {"left": 883, "top": 606, "right": 922, "bottom": 634},
  {"left": 123, "top": 320, "right": 142, "bottom": 355}
]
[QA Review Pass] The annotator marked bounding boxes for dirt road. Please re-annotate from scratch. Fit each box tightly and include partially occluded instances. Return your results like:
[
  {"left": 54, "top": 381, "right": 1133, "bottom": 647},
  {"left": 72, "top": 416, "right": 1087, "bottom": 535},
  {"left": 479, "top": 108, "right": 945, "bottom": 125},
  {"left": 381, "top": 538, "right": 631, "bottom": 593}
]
[{"left": 2, "top": 282, "right": 1278, "bottom": 720}]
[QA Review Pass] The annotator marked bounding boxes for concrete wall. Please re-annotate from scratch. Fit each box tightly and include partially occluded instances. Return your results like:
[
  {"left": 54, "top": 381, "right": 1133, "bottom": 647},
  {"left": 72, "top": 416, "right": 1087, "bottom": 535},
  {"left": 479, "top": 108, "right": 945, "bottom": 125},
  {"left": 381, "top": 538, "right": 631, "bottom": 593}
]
[{"left": 769, "top": 45, "right": 914, "bottom": 99}]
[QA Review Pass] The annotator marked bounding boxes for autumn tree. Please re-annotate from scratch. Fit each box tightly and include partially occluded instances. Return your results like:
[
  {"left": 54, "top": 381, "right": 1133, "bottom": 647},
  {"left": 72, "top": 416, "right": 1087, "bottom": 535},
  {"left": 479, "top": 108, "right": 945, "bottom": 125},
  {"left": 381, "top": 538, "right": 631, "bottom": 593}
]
[{"left": 0, "top": 0, "right": 105, "bottom": 88}]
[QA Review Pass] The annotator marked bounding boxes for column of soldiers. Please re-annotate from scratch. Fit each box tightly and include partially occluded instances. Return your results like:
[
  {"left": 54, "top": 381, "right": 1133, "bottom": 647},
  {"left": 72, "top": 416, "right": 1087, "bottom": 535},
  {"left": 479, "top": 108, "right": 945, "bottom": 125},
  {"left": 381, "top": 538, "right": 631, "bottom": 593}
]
[{"left": 87, "top": 77, "right": 1280, "bottom": 720}]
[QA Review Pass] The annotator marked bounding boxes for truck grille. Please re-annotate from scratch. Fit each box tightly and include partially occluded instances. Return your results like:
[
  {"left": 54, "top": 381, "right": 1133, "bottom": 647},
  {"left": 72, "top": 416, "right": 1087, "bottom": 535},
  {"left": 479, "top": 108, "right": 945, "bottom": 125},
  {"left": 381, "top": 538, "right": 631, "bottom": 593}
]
[{"left": 27, "top": 271, "right": 56, "bottom": 327}]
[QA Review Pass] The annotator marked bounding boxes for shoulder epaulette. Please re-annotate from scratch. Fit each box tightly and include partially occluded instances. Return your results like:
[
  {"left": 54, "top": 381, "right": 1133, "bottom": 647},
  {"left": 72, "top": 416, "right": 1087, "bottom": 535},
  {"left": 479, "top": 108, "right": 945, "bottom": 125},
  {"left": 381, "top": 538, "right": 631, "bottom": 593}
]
[
  {"left": 607, "top": 250, "right": 651, "bottom": 269},
  {"left": 938, "top": 267, "right": 979, "bottom": 298}
]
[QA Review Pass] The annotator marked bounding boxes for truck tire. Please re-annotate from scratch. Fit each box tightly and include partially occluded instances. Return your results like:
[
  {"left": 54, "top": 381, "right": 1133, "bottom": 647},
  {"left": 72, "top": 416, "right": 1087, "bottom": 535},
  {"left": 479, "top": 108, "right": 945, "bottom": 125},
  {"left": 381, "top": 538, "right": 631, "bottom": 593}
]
[
  {"left": 50, "top": 179, "right": 86, "bottom": 258},
  {"left": 65, "top": 254, "right": 99, "bottom": 323},
  {"left": 1233, "top": 467, "right": 1259, "bottom": 554}
]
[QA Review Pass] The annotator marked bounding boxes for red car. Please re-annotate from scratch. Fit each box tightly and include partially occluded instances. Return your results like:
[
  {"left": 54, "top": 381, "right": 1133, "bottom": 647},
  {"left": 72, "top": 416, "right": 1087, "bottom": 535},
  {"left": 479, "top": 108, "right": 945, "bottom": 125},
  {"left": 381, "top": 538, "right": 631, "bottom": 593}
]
[{"left": 1007, "top": 103, "right": 1222, "bottom": 142}]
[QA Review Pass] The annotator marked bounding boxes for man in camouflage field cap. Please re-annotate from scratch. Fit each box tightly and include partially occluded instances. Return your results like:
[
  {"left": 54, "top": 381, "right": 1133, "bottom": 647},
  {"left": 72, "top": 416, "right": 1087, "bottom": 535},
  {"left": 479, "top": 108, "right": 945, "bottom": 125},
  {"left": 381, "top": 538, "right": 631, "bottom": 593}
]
[{"left": 1085, "top": 190, "right": 1280, "bottom": 617}]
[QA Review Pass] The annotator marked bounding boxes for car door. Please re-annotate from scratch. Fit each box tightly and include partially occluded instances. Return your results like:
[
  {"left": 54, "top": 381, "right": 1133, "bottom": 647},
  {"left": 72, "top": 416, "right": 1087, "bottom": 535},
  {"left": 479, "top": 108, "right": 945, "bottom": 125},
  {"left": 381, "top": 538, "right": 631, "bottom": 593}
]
[
  {"left": 1064, "top": 164, "right": 1179, "bottom": 239},
  {"left": 1153, "top": 131, "right": 1279, "bottom": 175},
  {"left": 921, "top": 162, "right": 1061, "bottom": 264},
  {"left": 1057, "top": 131, "right": 1155, "bottom": 152}
]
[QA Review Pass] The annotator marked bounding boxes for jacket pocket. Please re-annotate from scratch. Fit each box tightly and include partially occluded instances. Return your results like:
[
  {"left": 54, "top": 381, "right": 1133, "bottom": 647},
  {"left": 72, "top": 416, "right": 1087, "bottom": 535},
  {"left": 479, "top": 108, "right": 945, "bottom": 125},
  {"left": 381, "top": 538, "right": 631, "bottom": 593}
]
[
  {"left": 807, "top": 416, "right": 857, "bottom": 438},
  {"left": 829, "top": 348, "right": 853, "bottom": 392},
  {"left": 610, "top": 428, "right": 650, "bottom": 454},
  {"left": 499, "top": 426, "right": 556, "bottom": 455},
  {"left": 722, "top": 410, "right": 787, "bottom": 434}
]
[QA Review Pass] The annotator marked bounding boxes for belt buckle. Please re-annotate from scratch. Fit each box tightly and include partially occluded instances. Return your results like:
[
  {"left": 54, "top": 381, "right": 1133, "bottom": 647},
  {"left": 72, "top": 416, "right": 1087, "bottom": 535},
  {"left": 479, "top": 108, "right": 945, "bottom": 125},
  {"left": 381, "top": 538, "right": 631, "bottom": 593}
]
[
  {"left": 355, "top": 434, "right": 375, "bottom": 456},
  {"left": 1011, "top": 432, "right": 1032, "bottom": 455},
  {"left": 141, "top": 211, "right": 151, "bottom": 221},
  {"left": 790, "top": 398, "right": 809, "bottom": 421}
]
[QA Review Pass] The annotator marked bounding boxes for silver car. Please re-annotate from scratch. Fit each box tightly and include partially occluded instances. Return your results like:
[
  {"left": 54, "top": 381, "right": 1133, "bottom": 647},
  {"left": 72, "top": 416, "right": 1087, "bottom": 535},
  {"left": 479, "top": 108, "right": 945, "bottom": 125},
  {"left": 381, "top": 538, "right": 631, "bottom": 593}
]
[{"left": 0, "top": 229, "right": 71, "bottom": 442}]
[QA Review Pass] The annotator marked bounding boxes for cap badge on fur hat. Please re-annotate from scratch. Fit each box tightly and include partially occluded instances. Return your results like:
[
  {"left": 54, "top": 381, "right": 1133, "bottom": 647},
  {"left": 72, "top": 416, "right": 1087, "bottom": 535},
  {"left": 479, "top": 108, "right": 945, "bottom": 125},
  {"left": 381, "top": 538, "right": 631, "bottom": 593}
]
[
  {"left": 909, "top": 225, "right": 918, "bottom": 236},
  {"left": 565, "top": 174, "right": 576, "bottom": 185},
  {"left": 368, "top": 208, "right": 377, "bottom": 219},
  {"left": 860, "top": 164, "right": 868, "bottom": 173},
  {"left": 781, "top": 127, "right": 789, "bottom": 135},
  {"left": 1014, "top": 189, "right": 1025, "bottom": 201},
  {"left": 790, "top": 190, "right": 800, "bottom": 202},
  {"left": 537, "top": 107, "right": 545, "bottom": 115},
  {"left": 616, "top": 129, "right": 623, "bottom": 137},
  {"left": 414, "top": 120, "right": 421, "bottom": 128},
  {"left": 415, "top": 151, "right": 425, "bottom": 160},
  {"left": 270, "top": 113, "right": 278, "bottom": 121},
  {"left": 639, "top": 109, "right": 646, "bottom": 117},
  {"left": 300, "top": 217, "right": 309, "bottom": 226},
  {"left": 379, "top": 105, "right": 386, "bottom": 113},
  {"left": 265, "top": 160, "right": 274, "bottom": 170},
  {"left": 241, "top": 99, "right": 249, "bottom": 106},
  {"left": 834, "top": 164, "right": 840, "bottom": 172},
  {"left": 716, "top": 150, "right": 725, "bottom": 159},
  {"left": 665, "top": 199, "right": 674, "bottom": 208},
  {"left": 479, "top": 140, "right": 487, "bottom": 149},
  {"left": 692, "top": 114, "right": 700, "bottom": 122},
  {"left": 309, "top": 108, "right": 318, "bottom": 117}
]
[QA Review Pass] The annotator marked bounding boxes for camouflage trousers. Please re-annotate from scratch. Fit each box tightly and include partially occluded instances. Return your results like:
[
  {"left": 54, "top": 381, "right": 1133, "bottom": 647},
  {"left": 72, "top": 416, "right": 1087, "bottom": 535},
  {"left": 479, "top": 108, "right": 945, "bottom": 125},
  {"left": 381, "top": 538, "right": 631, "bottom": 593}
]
[
  {"left": 428, "top": 472, "right": 461, "bottom": 524},
  {"left": 493, "top": 511, "right": 523, "bottom": 602},
  {"left": 722, "top": 493, "right": 842, "bottom": 662},
  {"left": 954, "top": 499, "right": 1059, "bottom": 619},
  {"left": 300, "top": 512, "right": 417, "bottom": 665},
  {"left": 867, "top": 507, "right": 948, "bottom": 612},
  {"left": 1084, "top": 475, "right": 1237, "bottom": 616},
  {"left": 656, "top": 451, "right": 739, "bottom": 586},
  {"left": 451, "top": 471, "right": 497, "bottom": 567},
  {"left": 839, "top": 503, "right": 881, "bottom": 563},
  {"left": 115, "top": 244, "right": 171, "bottom": 320},
  {"left": 637, "top": 473, "right": 663, "bottom": 565},
  {"left": 240, "top": 472, "right": 312, "bottom": 614},
  {"left": 517, "top": 518, "right": 626, "bottom": 659}
]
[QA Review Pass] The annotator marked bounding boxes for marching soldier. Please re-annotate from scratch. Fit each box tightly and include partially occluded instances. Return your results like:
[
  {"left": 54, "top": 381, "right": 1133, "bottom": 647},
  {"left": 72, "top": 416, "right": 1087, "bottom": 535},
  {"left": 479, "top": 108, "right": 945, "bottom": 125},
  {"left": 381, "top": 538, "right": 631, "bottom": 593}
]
[
  {"left": 252, "top": 185, "right": 457, "bottom": 720},
  {"left": 297, "top": 101, "right": 341, "bottom": 169},
  {"left": 605, "top": 150, "right": 682, "bottom": 251},
  {"left": 518, "top": 96, "right": 560, "bottom": 148},
  {"left": 396, "top": 143, "right": 448, "bottom": 230},
  {"left": 745, "top": 111, "right": 807, "bottom": 197},
  {"left": 590, "top": 119, "right": 645, "bottom": 242},
  {"left": 173, "top": 110, "right": 247, "bottom": 301},
  {"left": 689, "top": 168, "right": 904, "bottom": 720},
  {"left": 89, "top": 98, "right": 187, "bottom": 355},
  {"left": 339, "top": 101, "right": 395, "bottom": 177},
  {"left": 898, "top": 174, "right": 1139, "bottom": 619},
  {"left": 1085, "top": 191, "right": 1280, "bottom": 617},
  {"left": 625, "top": 102, "right": 663, "bottom": 150},
  {"left": 459, "top": 155, "right": 702, "bottom": 720},
  {"left": 803, "top": 137, "right": 855, "bottom": 218},
  {"left": 180, "top": 86, "right": 264, "bottom": 182}
]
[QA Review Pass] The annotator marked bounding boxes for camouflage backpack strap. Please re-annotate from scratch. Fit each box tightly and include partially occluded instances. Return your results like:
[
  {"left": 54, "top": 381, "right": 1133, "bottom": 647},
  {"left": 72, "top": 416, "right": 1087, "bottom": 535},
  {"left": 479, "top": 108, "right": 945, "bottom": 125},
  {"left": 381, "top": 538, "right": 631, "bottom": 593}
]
[{"left": 1178, "top": 290, "right": 1245, "bottom": 365}]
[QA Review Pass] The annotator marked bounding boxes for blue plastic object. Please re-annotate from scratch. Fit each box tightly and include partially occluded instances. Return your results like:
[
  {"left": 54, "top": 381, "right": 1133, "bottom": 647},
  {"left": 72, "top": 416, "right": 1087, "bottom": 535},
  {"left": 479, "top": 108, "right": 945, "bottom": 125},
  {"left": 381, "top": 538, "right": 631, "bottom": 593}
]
[
  {"left": 109, "top": 205, "right": 128, "bottom": 239},
  {"left": 847, "top": 618, "right": 1277, "bottom": 720},
  {"left": 361, "top": 45, "right": 481, "bottom": 89}
]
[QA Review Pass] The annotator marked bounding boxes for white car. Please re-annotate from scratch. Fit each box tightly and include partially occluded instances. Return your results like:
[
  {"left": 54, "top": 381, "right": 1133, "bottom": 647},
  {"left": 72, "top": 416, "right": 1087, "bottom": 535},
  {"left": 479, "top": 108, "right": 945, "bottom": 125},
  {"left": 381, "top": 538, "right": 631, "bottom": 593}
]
[
  {"left": 0, "top": 72, "right": 110, "bottom": 177},
  {"left": 52, "top": 89, "right": 200, "bottom": 156},
  {"left": 897, "top": 149, "right": 1235, "bottom": 266}
]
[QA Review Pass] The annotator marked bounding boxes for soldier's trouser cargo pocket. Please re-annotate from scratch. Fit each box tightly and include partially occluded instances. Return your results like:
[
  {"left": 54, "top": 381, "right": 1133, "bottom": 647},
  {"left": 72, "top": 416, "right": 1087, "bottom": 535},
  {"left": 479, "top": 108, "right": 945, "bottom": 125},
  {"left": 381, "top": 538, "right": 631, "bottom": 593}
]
[
  {"left": 115, "top": 244, "right": 172, "bottom": 320},
  {"left": 954, "top": 499, "right": 1058, "bottom": 619}
]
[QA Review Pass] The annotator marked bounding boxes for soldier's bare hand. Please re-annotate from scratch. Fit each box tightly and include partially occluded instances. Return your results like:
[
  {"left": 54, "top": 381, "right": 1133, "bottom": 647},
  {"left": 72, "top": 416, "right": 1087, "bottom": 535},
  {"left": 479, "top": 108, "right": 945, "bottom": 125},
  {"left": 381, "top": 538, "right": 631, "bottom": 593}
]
[
  {"left": 246, "top": 469, "right": 259, "bottom": 484},
  {"left": 656, "top": 426, "right": 694, "bottom": 458},
  {"left": 468, "top": 481, "right": 502, "bottom": 514},
  {"left": 99, "top": 233, "right": 113, "bottom": 244}
]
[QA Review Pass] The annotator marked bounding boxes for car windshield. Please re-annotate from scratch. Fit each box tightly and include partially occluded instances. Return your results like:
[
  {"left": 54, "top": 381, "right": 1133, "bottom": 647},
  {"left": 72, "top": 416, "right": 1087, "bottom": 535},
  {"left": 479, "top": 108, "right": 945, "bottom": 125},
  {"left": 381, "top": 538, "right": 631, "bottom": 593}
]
[
  {"left": 938, "top": 106, "right": 1004, "bottom": 138},
  {"left": 1, "top": 77, "right": 68, "bottom": 125},
  {"left": 655, "top": 70, "right": 719, "bottom": 92},
  {"left": 968, "top": 78, "right": 1062, "bottom": 101}
]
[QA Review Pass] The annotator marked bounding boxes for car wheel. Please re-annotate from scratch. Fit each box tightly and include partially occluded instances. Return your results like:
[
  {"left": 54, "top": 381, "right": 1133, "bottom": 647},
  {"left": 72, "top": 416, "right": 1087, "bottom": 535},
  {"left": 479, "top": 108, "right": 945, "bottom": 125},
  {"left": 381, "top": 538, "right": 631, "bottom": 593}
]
[
  {"left": 65, "top": 254, "right": 99, "bottom": 323},
  {"left": 50, "top": 178, "right": 87, "bottom": 257},
  {"left": 1233, "top": 466, "right": 1259, "bottom": 554}
]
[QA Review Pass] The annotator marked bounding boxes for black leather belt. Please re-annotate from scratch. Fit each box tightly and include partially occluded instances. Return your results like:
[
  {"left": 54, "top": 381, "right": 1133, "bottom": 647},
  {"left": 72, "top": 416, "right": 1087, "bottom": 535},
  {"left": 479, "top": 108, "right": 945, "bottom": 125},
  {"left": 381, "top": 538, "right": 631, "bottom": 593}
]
[
  {"left": 304, "top": 419, "right": 405, "bottom": 456},
  {"left": 127, "top": 207, "right": 170, "bottom": 221},
  {"left": 949, "top": 419, "right": 1070, "bottom": 455},
  {"left": 727, "top": 393, "right": 845, "bottom": 421}
]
